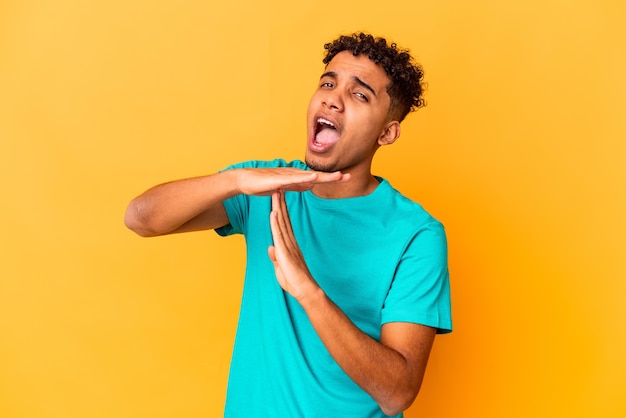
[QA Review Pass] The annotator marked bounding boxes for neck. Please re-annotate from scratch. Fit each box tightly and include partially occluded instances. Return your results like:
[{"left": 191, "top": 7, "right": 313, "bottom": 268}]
[{"left": 311, "top": 172, "right": 380, "bottom": 199}]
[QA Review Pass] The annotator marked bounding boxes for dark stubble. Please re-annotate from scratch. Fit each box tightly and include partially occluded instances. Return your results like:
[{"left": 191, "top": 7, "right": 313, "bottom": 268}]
[{"left": 304, "top": 156, "right": 339, "bottom": 173}]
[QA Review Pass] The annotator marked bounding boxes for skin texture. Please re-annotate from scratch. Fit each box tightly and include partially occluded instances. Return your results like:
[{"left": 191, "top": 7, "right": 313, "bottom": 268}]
[
  {"left": 268, "top": 189, "right": 435, "bottom": 415},
  {"left": 124, "top": 168, "right": 349, "bottom": 237},
  {"left": 322, "top": 32, "right": 426, "bottom": 122},
  {"left": 306, "top": 51, "right": 401, "bottom": 198},
  {"left": 125, "top": 51, "right": 437, "bottom": 415}
]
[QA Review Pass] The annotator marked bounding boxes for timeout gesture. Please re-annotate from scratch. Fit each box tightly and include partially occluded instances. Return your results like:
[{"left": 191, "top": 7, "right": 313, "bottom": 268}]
[
  {"left": 124, "top": 166, "right": 350, "bottom": 236},
  {"left": 235, "top": 167, "right": 350, "bottom": 196},
  {"left": 267, "top": 189, "right": 319, "bottom": 302}
]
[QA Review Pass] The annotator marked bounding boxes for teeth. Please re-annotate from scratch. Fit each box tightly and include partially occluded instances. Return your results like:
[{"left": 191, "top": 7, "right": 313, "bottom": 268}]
[{"left": 317, "top": 118, "right": 335, "bottom": 128}]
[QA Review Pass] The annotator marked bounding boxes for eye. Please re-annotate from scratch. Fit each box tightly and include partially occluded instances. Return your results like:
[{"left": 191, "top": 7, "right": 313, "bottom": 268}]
[
  {"left": 321, "top": 81, "right": 334, "bottom": 89},
  {"left": 354, "top": 92, "right": 369, "bottom": 102}
]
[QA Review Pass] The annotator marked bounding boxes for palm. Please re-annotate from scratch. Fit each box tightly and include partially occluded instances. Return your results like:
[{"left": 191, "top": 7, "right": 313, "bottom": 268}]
[{"left": 236, "top": 168, "right": 347, "bottom": 196}]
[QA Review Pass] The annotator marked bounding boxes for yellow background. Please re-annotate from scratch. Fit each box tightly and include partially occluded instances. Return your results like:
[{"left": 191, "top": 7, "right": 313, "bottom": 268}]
[{"left": 1, "top": 0, "right": 625, "bottom": 417}]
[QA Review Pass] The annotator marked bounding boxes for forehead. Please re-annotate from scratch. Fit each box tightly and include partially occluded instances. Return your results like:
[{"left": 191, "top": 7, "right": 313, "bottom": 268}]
[{"left": 324, "top": 51, "right": 391, "bottom": 92}]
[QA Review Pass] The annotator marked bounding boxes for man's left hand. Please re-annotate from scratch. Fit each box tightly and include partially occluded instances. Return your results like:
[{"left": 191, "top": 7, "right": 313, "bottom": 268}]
[{"left": 267, "top": 190, "right": 320, "bottom": 302}]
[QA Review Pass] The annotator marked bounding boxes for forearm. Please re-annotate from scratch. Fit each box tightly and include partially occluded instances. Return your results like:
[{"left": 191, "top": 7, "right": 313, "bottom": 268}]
[
  {"left": 268, "top": 190, "right": 435, "bottom": 414},
  {"left": 127, "top": 167, "right": 348, "bottom": 237},
  {"left": 124, "top": 169, "right": 238, "bottom": 237},
  {"left": 300, "top": 289, "right": 433, "bottom": 416}
]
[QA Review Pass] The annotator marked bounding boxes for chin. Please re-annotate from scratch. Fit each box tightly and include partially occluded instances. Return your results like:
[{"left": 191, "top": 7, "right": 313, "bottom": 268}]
[{"left": 305, "top": 156, "right": 337, "bottom": 173}]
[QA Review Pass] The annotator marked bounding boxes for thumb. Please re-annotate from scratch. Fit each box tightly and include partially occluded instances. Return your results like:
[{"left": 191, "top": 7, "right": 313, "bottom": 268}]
[{"left": 267, "top": 246, "right": 277, "bottom": 262}]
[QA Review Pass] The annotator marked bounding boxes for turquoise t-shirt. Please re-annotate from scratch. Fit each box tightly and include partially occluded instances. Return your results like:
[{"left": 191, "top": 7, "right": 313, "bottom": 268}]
[{"left": 216, "top": 159, "right": 452, "bottom": 418}]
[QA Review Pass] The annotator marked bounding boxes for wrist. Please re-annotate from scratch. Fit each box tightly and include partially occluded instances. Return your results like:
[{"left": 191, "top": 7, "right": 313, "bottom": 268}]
[
  {"left": 297, "top": 284, "right": 326, "bottom": 311},
  {"left": 224, "top": 168, "right": 246, "bottom": 196}
]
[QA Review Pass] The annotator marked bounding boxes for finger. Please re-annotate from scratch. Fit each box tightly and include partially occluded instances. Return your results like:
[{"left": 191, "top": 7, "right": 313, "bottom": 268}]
[
  {"left": 269, "top": 208, "right": 284, "bottom": 254},
  {"left": 337, "top": 172, "right": 351, "bottom": 182},
  {"left": 281, "top": 183, "right": 316, "bottom": 192},
  {"left": 271, "top": 192, "right": 294, "bottom": 250},
  {"left": 271, "top": 190, "right": 280, "bottom": 213},
  {"left": 271, "top": 191, "right": 287, "bottom": 235},
  {"left": 309, "top": 171, "right": 351, "bottom": 183},
  {"left": 277, "top": 171, "right": 350, "bottom": 193},
  {"left": 280, "top": 171, "right": 344, "bottom": 186},
  {"left": 267, "top": 245, "right": 285, "bottom": 284},
  {"left": 270, "top": 192, "right": 295, "bottom": 263},
  {"left": 267, "top": 245, "right": 277, "bottom": 262},
  {"left": 271, "top": 191, "right": 289, "bottom": 249},
  {"left": 276, "top": 190, "right": 298, "bottom": 248},
  {"left": 280, "top": 172, "right": 318, "bottom": 187}
]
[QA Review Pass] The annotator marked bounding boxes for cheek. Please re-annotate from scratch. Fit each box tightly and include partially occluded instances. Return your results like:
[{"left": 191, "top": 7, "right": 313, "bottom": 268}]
[
  {"left": 305, "top": 101, "right": 316, "bottom": 135},
  {"left": 306, "top": 91, "right": 317, "bottom": 112},
  {"left": 351, "top": 114, "right": 384, "bottom": 141}
]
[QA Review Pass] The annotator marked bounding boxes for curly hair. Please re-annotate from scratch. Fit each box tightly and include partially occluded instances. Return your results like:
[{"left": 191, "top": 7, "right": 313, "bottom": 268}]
[{"left": 323, "top": 32, "right": 425, "bottom": 122}]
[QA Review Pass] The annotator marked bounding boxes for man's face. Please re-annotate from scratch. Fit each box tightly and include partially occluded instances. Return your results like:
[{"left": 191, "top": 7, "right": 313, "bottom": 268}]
[{"left": 305, "top": 51, "right": 396, "bottom": 175}]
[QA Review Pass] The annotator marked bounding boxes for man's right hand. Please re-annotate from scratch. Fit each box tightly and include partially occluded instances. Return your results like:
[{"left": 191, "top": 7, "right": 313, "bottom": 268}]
[
  {"left": 235, "top": 167, "right": 350, "bottom": 196},
  {"left": 125, "top": 167, "right": 350, "bottom": 237}
]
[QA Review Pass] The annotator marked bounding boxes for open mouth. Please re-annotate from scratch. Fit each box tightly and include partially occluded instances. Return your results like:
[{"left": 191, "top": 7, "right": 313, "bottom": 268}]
[{"left": 313, "top": 118, "right": 339, "bottom": 147}]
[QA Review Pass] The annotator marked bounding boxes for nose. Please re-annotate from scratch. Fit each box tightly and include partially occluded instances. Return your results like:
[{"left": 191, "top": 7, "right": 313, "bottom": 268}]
[{"left": 322, "top": 88, "right": 344, "bottom": 111}]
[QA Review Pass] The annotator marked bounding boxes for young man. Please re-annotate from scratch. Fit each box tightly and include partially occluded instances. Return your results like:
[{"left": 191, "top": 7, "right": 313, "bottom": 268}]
[{"left": 125, "top": 33, "right": 452, "bottom": 417}]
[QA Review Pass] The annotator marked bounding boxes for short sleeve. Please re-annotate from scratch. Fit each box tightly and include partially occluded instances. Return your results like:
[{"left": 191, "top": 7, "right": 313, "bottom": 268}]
[
  {"left": 214, "top": 159, "right": 307, "bottom": 237},
  {"left": 215, "top": 192, "right": 249, "bottom": 236},
  {"left": 380, "top": 221, "right": 452, "bottom": 334},
  {"left": 213, "top": 162, "right": 253, "bottom": 237}
]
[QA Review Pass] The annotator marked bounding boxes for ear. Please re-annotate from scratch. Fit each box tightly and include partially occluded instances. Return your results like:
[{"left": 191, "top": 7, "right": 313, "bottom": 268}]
[{"left": 378, "top": 121, "right": 401, "bottom": 146}]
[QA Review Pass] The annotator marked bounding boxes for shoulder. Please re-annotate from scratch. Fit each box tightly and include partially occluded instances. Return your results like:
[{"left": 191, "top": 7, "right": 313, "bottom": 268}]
[{"left": 378, "top": 179, "right": 444, "bottom": 232}]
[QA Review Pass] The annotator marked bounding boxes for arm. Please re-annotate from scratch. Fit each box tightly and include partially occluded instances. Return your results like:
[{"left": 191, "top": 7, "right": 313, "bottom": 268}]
[
  {"left": 268, "top": 190, "right": 436, "bottom": 415},
  {"left": 124, "top": 168, "right": 349, "bottom": 237},
  {"left": 300, "top": 293, "right": 435, "bottom": 415}
]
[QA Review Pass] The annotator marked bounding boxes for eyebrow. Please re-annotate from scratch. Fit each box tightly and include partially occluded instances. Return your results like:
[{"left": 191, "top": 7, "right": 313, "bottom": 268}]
[{"left": 320, "top": 71, "right": 378, "bottom": 98}]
